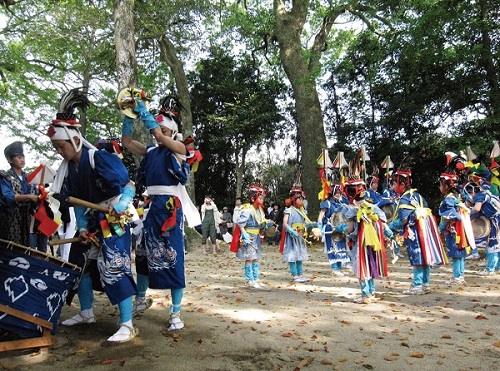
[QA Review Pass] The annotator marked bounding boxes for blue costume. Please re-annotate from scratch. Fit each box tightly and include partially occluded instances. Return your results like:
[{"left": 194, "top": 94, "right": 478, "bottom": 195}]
[
  {"left": 394, "top": 189, "right": 445, "bottom": 293},
  {"left": 282, "top": 205, "right": 309, "bottom": 281},
  {"left": 67, "top": 147, "right": 137, "bottom": 305},
  {"left": 346, "top": 201, "right": 389, "bottom": 302},
  {"left": 471, "top": 189, "right": 500, "bottom": 273},
  {"left": 438, "top": 192, "right": 474, "bottom": 282},
  {"left": 319, "top": 198, "right": 350, "bottom": 271},
  {"left": 235, "top": 204, "right": 265, "bottom": 262},
  {"left": 139, "top": 145, "right": 190, "bottom": 290},
  {"left": 0, "top": 168, "right": 34, "bottom": 246}
]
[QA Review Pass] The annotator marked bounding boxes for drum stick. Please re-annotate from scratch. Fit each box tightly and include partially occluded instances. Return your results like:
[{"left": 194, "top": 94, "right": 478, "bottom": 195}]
[
  {"left": 67, "top": 196, "right": 109, "bottom": 213},
  {"left": 48, "top": 237, "right": 84, "bottom": 246}
]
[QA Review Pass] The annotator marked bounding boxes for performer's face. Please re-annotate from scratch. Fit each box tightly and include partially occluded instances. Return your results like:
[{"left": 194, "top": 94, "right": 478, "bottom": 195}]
[
  {"left": 51, "top": 138, "right": 79, "bottom": 161},
  {"left": 8, "top": 155, "right": 25, "bottom": 170},
  {"left": 253, "top": 194, "right": 264, "bottom": 207},
  {"left": 439, "top": 180, "right": 448, "bottom": 196},
  {"left": 294, "top": 196, "right": 304, "bottom": 207}
]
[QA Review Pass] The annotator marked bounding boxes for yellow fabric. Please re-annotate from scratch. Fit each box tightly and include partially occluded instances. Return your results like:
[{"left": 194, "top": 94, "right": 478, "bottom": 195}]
[
  {"left": 245, "top": 228, "right": 260, "bottom": 235},
  {"left": 291, "top": 223, "right": 305, "bottom": 230},
  {"left": 363, "top": 221, "right": 382, "bottom": 251}
]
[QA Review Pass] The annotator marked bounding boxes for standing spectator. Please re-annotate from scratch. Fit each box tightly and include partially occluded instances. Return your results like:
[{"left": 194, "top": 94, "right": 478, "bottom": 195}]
[
  {"left": 219, "top": 206, "right": 233, "bottom": 235},
  {"left": 233, "top": 197, "right": 243, "bottom": 224},
  {"left": 201, "top": 195, "right": 222, "bottom": 254},
  {"left": 267, "top": 203, "right": 283, "bottom": 245},
  {"left": 0, "top": 141, "right": 40, "bottom": 247}
]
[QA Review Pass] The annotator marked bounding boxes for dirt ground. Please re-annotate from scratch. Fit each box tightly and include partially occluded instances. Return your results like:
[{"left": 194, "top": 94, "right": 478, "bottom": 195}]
[{"left": 1, "top": 237, "right": 499, "bottom": 371}]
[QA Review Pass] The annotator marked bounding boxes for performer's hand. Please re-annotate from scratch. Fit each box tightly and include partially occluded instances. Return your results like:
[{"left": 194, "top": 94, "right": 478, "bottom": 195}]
[
  {"left": 286, "top": 225, "right": 298, "bottom": 238},
  {"left": 241, "top": 231, "right": 251, "bottom": 245},
  {"left": 79, "top": 230, "right": 90, "bottom": 244},
  {"left": 132, "top": 98, "right": 148, "bottom": 114},
  {"left": 334, "top": 223, "right": 347, "bottom": 233}
]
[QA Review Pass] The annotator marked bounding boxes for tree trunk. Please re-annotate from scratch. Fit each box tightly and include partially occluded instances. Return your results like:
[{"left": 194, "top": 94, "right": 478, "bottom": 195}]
[
  {"left": 114, "top": 0, "right": 137, "bottom": 89},
  {"left": 274, "top": 0, "right": 327, "bottom": 218},
  {"left": 158, "top": 35, "right": 196, "bottom": 201}
]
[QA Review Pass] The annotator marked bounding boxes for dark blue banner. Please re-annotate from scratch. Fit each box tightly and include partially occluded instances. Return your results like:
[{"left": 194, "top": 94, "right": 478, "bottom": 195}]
[{"left": 0, "top": 246, "right": 80, "bottom": 338}]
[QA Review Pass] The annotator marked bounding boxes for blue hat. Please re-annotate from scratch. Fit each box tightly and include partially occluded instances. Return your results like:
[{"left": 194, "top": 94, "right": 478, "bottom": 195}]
[{"left": 4, "top": 141, "right": 24, "bottom": 160}]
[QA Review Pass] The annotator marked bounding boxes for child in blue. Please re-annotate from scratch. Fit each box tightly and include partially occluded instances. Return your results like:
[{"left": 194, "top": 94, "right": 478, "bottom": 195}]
[
  {"left": 230, "top": 185, "right": 268, "bottom": 288},
  {"left": 122, "top": 95, "right": 200, "bottom": 331},
  {"left": 391, "top": 170, "right": 445, "bottom": 295},
  {"left": 0, "top": 141, "right": 40, "bottom": 246},
  {"left": 438, "top": 173, "right": 474, "bottom": 284},
  {"left": 282, "top": 188, "right": 312, "bottom": 283},
  {"left": 317, "top": 184, "right": 350, "bottom": 276},
  {"left": 464, "top": 181, "right": 500, "bottom": 275},
  {"left": 48, "top": 90, "right": 137, "bottom": 342}
]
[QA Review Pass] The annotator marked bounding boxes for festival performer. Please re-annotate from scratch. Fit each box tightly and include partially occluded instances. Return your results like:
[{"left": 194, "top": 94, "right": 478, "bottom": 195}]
[
  {"left": 365, "top": 171, "right": 382, "bottom": 205},
  {"left": 438, "top": 172, "right": 475, "bottom": 285},
  {"left": 344, "top": 178, "right": 390, "bottom": 303},
  {"left": 0, "top": 141, "right": 40, "bottom": 246},
  {"left": 463, "top": 178, "right": 500, "bottom": 276},
  {"left": 317, "top": 184, "right": 350, "bottom": 276},
  {"left": 48, "top": 89, "right": 138, "bottom": 342},
  {"left": 390, "top": 168, "right": 446, "bottom": 294},
  {"left": 281, "top": 187, "right": 313, "bottom": 283},
  {"left": 230, "top": 185, "right": 268, "bottom": 288},
  {"left": 122, "top": 93, "right": 200, "bottom": 330}
]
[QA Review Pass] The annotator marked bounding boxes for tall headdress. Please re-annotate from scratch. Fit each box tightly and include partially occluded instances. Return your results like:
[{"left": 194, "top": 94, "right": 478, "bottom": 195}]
[
  {"left": 393, "top": 155, "right": 413, "bottom": 196},
  {"left": 344, "top": 155, "right": 366, "bottom": 204},
  {"left": 46, "top": 89, "right": 90, "bottom": 146},
  {"left": 47, "top": 89, "right": 95, "bottom": 192}
]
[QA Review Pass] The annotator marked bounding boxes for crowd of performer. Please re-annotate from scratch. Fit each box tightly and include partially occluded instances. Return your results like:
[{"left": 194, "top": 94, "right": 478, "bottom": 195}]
[{"left": 1, "top": 88, "right": 499, "bottom": 344}]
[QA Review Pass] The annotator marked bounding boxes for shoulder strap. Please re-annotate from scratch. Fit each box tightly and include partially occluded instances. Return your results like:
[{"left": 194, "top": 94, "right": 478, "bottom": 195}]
[{"left": 88, "top": 148, "right": 96, "bottom": 169}]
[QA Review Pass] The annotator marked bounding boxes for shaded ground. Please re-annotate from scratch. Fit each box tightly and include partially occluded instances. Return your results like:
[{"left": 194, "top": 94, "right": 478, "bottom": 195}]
[{"left": 1, "top": 239, "right": 499, "bottom": 370}]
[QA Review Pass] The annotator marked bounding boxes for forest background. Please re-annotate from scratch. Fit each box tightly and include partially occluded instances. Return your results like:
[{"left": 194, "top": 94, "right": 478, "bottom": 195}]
[{"left": 0, "top": 0, "right": 498, "bottom": 218}]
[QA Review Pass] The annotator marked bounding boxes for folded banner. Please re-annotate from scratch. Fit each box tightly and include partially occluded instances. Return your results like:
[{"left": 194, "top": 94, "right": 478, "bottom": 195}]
[{"left": 0, "top": 243, "right": 80, "bottom": 338}]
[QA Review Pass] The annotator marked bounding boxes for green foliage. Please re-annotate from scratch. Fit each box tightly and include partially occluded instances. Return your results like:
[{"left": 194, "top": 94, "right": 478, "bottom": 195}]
[{"left": 189, "top": 46, "right": 289, "bottom": 207}]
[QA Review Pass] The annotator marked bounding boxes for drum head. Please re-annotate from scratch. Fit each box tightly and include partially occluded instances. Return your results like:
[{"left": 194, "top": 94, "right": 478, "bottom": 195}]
[
  {"left": 381, "top": 204, "right": 396, "bottom": 221},
  {"left": 116, "top": 87, "right": 151, "bottom": 118},
  {"left": 330, "top": 211, "right": 347, "bottom": 227},
  {"left": 266, "top": 226, "right": 276, "bottom": 238},
  {"left": 471, "top": 216, "right": 491, "bottom": 239}
]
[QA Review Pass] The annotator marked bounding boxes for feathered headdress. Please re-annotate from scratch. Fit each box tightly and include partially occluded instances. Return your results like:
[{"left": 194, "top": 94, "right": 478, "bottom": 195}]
[
  {"left": 159, "top": 95, "right": 185, "bottom": 129},
  {"left": 52, "top": 88, "right": 90, "bottom": 126}
]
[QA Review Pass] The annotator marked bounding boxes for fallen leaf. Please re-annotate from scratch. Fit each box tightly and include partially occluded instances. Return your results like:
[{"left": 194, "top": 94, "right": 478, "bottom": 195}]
[
  {"left": 441, "top": 334, "right": 451, "bottom": 339},
  {"left": 493, "top": 342, "right": 500, "bottom": 348},
  {"left": 475, "top": 314, "right": 488, "bottom": 320},
  {"left": 384, "top": 355, "right": 398, "bottom": 361},
  {"left": 100, "top": 358, "right": 113, "bottom": 365},
  {"left": 410, "top": 352, "right": 424, "bottom": 358}
]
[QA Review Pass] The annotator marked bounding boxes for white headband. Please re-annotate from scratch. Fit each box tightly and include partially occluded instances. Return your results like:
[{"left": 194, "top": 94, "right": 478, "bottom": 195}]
[
  {"left": 49, "top": 124, "right": 97, "bottom": 192},
  {"left": 157, "top": 114, "right": 178, "bottom": 133}
]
